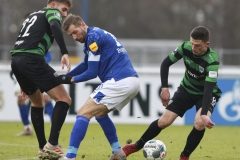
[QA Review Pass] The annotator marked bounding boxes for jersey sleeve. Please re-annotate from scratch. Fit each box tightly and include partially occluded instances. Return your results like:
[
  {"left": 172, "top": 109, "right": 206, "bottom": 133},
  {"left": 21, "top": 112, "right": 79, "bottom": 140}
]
[
  {"left": 72, "top": 32, "right": 101, "bottom": 82},
  {"left": 45, "top": 9, "right": 62, "bottom": 24},
  {"left": 205, "top": 62, "right": 219, "bottom": 83},
  {"left": 168, "top": 44, "right": 183, "bottom": 63},
  {"left": 86, "top": 31, "right": 101, "bottom": 56}
]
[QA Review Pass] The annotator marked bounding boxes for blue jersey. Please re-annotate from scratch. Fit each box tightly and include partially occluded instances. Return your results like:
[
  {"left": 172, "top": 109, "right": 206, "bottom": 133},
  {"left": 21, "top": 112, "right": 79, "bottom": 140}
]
[{"left": 68, "top": 27, "right": 138, "bottom": 83}]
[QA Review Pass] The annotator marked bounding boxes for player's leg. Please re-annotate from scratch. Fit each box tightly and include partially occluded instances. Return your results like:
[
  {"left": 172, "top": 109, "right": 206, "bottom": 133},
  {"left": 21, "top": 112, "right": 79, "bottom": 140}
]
[
  {"left": 179, "top": 108, "right": 211, "bottom": 160},
  {"left": 123, "top": 109, "right": 178, "bottom": 157},
  {"left": 179, "top": 95, "right": 218, "bottom": 160},
  {"left": 14, "top": 83, "right": 33, "bottom": 136},
  {"left": 122, "top": 86, "right": 192, "bottom": 157},
  {"left": 43, "top": 84, "right": 71, "bottom": 158},
  {"left": 16, "top": 95, "right": 33, "bottom": 136},
  {"left": 93, "top": 77, "right": 140, "bottom": 160},
  {"left": 64, "top": 98, "right": 108, "bottom": 159},
  {"left": 43, "top": 94, "right": 54, "bottom": 121},
  {"left": 28, "top": 90, "right": 46, "bottom": 145},
  {"left": 27, "top": 89, "right": 49, "bottom": 159},
  {"left": 11, "top": 54, "right": 49, "bottom": 159},
  {"left": 95, "top": 113, "right": 120, "bottom": 152}
]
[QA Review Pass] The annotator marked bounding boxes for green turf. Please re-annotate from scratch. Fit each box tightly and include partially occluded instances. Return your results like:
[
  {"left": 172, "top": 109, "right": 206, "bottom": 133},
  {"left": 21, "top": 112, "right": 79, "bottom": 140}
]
[{"left": 0, "top": 122, "right": 239, "bottom": 160}]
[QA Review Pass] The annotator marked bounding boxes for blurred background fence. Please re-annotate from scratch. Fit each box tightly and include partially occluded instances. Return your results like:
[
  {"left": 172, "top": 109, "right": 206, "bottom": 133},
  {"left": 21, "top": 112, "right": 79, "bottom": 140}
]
[{"left": 0, "top": 0, "right": 240, "bottom": 68}]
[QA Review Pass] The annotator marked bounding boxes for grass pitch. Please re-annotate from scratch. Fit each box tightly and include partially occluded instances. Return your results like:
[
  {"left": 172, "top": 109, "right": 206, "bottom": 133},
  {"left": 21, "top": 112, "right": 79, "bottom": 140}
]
[{"left": 0, "top": 122, "right": 239, "bottom": 160}]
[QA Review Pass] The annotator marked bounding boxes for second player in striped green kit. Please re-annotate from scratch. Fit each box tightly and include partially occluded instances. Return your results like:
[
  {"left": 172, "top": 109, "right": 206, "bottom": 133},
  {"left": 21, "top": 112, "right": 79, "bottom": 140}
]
[{"left": 121, "top": 26, "right": 222, "bottom": 160}]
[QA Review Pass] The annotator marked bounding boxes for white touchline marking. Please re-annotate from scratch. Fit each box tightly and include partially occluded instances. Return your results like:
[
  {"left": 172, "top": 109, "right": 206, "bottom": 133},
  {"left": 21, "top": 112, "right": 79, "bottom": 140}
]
[
  {"left": 9, "top": 157, "right": 39, "bottom": 160},
  {"left": 0, "top": 142, "right": 68, "bottom": 160},
  {"left": 0, "top": 142, "right": 36, "bottom": 147}
]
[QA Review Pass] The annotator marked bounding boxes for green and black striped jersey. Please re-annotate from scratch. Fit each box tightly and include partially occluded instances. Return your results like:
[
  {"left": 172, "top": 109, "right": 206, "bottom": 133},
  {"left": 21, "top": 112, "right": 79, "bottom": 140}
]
[
  {"left": 10, "top": 7, "right": 62, "bottom": 56},
  {"left": 169, "top": 41, "right": 221, "bottom": 96}
]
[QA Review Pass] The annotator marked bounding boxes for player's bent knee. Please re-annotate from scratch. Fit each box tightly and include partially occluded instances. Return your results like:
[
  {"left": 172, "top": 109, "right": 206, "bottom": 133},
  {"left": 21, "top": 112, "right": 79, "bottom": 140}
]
[
  {"left": 158, "top": 119, "right": 172, "bottom": 128},
  {"left": 194, "top": 121, "right": 205, "bottom": 130}
]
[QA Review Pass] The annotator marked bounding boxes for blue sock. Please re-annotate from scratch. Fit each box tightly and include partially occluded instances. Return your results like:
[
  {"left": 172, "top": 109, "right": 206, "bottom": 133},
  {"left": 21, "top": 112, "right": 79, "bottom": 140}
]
[
  {"left": 45, "top": 101, "right": 53, "bottom": 121},
  {"left": 18, "top": 104, "right": 30, "bottom": 126},
  {"left": 96, "top": 115, "right": 120, "bottom": 152},
  {"left": 66, "top": 115, "right": 90, "bottom": 158}
]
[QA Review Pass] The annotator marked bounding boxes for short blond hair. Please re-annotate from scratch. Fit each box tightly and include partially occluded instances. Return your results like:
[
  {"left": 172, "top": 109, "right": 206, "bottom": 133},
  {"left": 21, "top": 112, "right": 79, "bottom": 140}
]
[{"left": 62, "top": 13, "right": 84, "bottom": 32}]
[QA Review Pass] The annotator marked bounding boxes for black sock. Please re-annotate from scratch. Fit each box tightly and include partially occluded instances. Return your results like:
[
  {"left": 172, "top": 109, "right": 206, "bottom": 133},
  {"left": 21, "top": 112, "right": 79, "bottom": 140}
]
[
  {"left": 48, "top": 101, "right": 69, "bottom": 145},
  {"left": 181, "top": 127, "right": 205, "bottom": 157},
  {"left": 135, "top": 119, "right": 162, "bottom": 150},
  {"left": 31, "top": 107, "right": 46, "bottom": 149}
]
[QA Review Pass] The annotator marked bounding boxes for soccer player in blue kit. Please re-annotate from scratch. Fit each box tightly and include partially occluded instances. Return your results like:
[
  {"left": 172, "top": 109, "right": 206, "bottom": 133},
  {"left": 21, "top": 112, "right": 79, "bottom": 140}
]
[{"left": 58, "top": 13, "right": 140, "bottom": 160}]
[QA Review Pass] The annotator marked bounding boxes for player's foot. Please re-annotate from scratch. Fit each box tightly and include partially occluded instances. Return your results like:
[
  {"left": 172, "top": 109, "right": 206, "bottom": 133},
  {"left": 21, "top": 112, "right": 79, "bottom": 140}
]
[
  {"left": 43, "top": 142, "right": 64, "bottom": 159},
  {"left": 122, "top": 143, "right": 139, "bottom": 156},
  {"left": 109, "top": 148, "right": 127, "bottom": 160},
  {"left": 179, "top": 153, "right": 189, "bottom": 160},
  {"left": 58, "top": 157, "right": 76, "bottom": 160},
  {"left": 38, "top": 149, "right": 50, "bottom": 160},
  {"left": 16, "top": 127, "right": 33, "bottom": 136}
]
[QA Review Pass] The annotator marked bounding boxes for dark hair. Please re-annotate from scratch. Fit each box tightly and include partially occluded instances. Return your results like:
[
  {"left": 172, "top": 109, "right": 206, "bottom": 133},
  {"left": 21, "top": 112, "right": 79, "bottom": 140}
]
[
  {"left": 47, "top": 0, "right": 73, "bottom": 8},
  {"left": 62, "top": 13, "right": 84, "bottom": 32},
  {"left": 190, "top": 26, "right": 210, "bottom": 42}
]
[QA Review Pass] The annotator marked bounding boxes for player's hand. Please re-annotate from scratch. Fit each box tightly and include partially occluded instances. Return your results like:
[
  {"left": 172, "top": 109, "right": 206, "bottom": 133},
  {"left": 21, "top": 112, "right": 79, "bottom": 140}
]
[
  {"left": 200, "top": 115, "right": 215, "bottom": 129},
  {"left": 61, "top": 54, "right": 71, "bottom": 72},
  {"left": 160, "top": 87, "right": 170, "bottom": 107}
]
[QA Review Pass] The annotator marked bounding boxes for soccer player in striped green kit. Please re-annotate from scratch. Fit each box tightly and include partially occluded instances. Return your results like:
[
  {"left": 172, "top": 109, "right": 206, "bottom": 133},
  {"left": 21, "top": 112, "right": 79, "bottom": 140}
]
[{"left": 122, "top": 26, "right": 222, "bottom": 160}]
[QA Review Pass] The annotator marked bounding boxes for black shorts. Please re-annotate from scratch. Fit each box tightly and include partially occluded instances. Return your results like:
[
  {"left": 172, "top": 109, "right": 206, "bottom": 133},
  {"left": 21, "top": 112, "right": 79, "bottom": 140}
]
[
  {"left": 11, "top": 53, "right": 61, "bottom": 95},
  {"left": 166, "top": 86, "right": 220, "bottom": 117}
]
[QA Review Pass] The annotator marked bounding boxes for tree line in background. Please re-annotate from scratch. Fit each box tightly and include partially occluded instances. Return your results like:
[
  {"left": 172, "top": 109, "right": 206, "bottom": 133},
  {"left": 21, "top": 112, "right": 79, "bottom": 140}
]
[{"left": 0, "top": 0, "right": 239, "bottom": 50}]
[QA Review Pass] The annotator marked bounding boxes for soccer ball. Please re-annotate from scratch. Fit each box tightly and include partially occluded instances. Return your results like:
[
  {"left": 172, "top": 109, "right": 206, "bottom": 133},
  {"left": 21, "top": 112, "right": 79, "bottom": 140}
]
[{"left": 143, "top": 139, "right": 167, "bottom": 160}]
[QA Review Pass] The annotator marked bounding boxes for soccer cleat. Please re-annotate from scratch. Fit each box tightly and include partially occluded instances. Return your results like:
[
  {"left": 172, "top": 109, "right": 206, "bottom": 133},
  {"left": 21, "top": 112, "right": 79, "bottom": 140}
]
[
  {"left": 43, "top": 142, "right": 64, "bottom": 159},
  {"left": 58, "top": 156, "right": 76, "bottom": 160},
  {"left": 179, "top": 153, "right": 189, "bottom": 160},
  {"left": 122, "top": 143, "right": 139, "bottom": 156},
  {"left": 109, "top": 148, "right": 127, "bottom": 160},
  {"left": 16, "top": 127, "right": 33, "bottom": 136},
  {"left": 38, "top": 149, "right": 50, "bottom": 160}
]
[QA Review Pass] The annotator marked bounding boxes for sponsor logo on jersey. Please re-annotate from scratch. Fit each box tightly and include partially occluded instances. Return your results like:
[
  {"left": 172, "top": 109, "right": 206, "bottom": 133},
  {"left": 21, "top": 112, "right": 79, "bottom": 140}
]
[
  {"left": 89, "top": 42, "right": 98, "bottom": 52},
  {"left": 187, "top": 70, "right": 205, "bottom": 79},
  {"left": 209, "top": 71, "right": 217, "bottom": 78},
  {"left": 116, "top": 47, "right": 126, "bottom": 53},
  {"left": 54, "top": 12, "right": 61, "bottom": 19},
  {"left": 199, "top": 65, "right": 204, "bottom": 73}
]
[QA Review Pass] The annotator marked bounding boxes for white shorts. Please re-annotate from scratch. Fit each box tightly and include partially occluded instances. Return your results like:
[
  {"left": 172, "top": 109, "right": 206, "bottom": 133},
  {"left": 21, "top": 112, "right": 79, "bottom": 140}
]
[{"left": 90, "top": 77, "right": 140, "bottom": 111}]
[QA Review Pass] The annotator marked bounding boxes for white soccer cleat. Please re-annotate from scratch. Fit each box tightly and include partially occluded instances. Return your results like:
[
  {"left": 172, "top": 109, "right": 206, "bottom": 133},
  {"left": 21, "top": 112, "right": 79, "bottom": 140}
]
[{"left": 43, "top": 142, "right": 65, "bottom": 159}]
